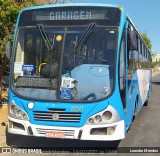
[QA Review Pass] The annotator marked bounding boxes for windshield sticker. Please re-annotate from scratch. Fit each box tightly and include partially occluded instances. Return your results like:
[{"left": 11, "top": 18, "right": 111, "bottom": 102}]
[
  {"left": 61, "top": 88, "right": 71, "bottom": 99},
  {"left": 22, "top": 65, "right": 34, "bottom": 72},
  {"left": 61, "top": 77, "right": 75, "bottom": 88},
  {"left": 14, "top": 62, "right": 22, "bottom": 73}
]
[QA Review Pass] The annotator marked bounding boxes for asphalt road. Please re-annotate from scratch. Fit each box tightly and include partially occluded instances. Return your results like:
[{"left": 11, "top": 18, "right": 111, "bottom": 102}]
[{"left": 1, "top": 71, "right": 160, "bottom": 156}]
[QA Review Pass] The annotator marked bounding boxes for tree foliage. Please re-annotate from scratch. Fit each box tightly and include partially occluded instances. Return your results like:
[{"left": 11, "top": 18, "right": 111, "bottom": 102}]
[
  {"left": 0, "top": 0, "right": 44, "bottom": 83},
  {"left": 140, "top": 33, "right": 152, "bottom": 50},
  {"left": 0, "top": 0, "right": 41, "bottom": 52}
]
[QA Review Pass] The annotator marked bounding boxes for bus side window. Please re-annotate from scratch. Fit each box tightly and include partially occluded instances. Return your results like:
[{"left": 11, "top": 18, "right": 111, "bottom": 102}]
[
  {"left": 127, "top": 29, "right": 138, "bottom": 87},
  {"left": 127, "top": 33, "right": 132, "bottom": 87},
  {"left": 133, "top": 50, "right": 139, "bottom": 71}
]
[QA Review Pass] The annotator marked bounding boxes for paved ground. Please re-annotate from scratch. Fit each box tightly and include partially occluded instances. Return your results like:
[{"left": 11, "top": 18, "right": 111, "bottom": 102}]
[
  {"left": 0, "top": 105, "right": 8, "bottom": 147},
  {"left": 0, "top": 87, "right": 8, "bottom": 147}
]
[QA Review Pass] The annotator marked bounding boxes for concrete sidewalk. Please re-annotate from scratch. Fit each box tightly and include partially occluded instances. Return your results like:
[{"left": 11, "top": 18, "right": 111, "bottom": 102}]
[{"left": 0, "top": 105, "right": 8, "bottom": 147}]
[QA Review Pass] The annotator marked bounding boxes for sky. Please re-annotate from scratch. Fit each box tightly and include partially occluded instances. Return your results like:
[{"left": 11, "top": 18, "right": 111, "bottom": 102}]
[{"left": 72, "top": 0, "right": 160, "bottom": 53}]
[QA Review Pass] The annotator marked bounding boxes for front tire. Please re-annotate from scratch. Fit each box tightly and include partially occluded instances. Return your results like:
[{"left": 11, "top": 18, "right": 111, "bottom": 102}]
[
  {"left": 132, "top": 98, "right": 138, "bottom": 121},
  {"left": 144, "top": 86, "right": 151, "bottom": 106},
  {"left": 144, "top": 94, "right": 150, "bottom": 106}
]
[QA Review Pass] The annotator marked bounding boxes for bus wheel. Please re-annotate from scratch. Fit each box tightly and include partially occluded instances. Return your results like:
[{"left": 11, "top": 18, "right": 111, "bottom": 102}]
[
  {"left": 144, "top": 95, "right": 149, "bottom": 106},
  {"left": 132, "top": 98, "right": 138, "bottom": 121},
  {"left": 144, "top": 86, "right": 151, "bottom": 106},
  {"left": 144, "top": 98, "right": 149, "bottom": 106}
]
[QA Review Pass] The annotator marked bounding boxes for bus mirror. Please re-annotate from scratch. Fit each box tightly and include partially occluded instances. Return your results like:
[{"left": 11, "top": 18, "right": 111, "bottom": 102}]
[
  {"left": 128, "top": 31, "right": 138, "bottom": 51},
  {"left": 5, "top": 41, "right": 11, "bottom": 59}
]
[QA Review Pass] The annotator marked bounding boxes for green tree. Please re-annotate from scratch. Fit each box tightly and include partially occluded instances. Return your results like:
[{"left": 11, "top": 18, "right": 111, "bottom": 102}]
[
  {"left": 0, "top": 0, "right": 44, "bottom": 82},
  {"left": 140, "top": 33, "right": 152, "bottom": 50}
]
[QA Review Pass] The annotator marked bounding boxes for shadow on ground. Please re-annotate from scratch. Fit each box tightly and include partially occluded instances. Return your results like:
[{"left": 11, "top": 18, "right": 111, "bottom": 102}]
[{"left": 152, "top": 82, "right": 160, "bottom": 85}]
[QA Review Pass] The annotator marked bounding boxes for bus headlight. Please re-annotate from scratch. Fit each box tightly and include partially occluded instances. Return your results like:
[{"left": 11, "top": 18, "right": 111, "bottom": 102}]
[
  {"left": 9, "top": 101, "right": 29, "bottom": 121},
  {"left": 11, "top": 105, "right": 17, "bottom": 114},
  {"left": 86, "top": 105, "right": 120, "bottom": 125},
  {"left": 102, "top": 111, "right": 112, "bottom": 120},
  {"left": 22, "top": 114, "right": 28, "bottom": 120},
  {"left": 95, "top": 115, "right": 102, "bottom": 122},
  {"left": 88, "top": 118, "right": 94, "bottom": 124}
]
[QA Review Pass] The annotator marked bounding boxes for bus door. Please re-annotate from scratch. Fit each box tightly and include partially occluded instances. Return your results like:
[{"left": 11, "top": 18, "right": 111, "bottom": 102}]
[
  {"left": 125, "top": 23, "right": 139, "bottom": 129},
  {"left": 126, "top": 47, "right": 135, "bottom": 128},
  {"left": 119, "top": 26, "right": 132, "bottom": 130}
]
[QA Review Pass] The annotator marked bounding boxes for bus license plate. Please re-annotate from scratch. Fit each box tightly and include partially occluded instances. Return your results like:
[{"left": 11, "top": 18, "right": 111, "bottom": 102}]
[{"left": 45, "top": 131, "right": 65, "bottom": 138}]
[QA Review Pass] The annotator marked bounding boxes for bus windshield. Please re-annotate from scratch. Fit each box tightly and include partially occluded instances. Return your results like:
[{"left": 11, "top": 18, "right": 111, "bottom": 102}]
[
  {"left": 13, "top": 26, "right": 118, "bottom": 101},
  {"left": 12, "top": 7, "right": 120, "bottom": 102}
]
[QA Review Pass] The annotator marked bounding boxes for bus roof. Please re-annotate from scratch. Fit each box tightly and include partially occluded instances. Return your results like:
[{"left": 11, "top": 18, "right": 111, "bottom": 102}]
[{"left": 24, "top": 3, "right": 122, "bottom": 11}]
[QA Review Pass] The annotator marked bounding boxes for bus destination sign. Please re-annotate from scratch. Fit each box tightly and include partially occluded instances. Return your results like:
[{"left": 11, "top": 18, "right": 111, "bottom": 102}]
[
  {"left": 32, "top": 9, "right": 115, "bottom": 21},
  {"left": 50, "top": 11, "right": 92, "bottom": 20}
]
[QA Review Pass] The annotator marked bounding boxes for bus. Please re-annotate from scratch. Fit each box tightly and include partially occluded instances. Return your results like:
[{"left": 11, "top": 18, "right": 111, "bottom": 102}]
[{"left": 5, "top": 3, "right": 152, "bottom": 145}]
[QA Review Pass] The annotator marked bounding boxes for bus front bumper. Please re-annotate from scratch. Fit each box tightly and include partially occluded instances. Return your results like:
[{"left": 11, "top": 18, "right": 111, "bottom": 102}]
[{"left": 7, "top": 117, "right": 125, "bottom": 141}]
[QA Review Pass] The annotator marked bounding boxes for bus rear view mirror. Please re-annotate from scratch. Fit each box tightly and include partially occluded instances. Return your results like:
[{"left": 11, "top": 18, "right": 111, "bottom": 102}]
[
  {"left": 5, "top": 41, "right": 11, "bottom": 59},
  {"left": 128, "top": 31, "right": 138, "bottom": 51}
]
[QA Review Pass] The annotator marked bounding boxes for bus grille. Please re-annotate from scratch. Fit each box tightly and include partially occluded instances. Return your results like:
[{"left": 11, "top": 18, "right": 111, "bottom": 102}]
[{"left": 33, "top": 108, "right": 81, "bottom": 123}]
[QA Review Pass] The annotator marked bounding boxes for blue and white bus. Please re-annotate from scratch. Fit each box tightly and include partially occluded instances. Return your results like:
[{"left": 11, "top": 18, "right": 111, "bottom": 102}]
[{"left": 6, "top": 3, "right": 152, "bottom": 145}]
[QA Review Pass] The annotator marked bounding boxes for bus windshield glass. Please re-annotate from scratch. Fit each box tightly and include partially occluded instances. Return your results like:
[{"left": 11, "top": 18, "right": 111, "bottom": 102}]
[{"left": 12, "top": 6, "right": 120, "bottom": 102}]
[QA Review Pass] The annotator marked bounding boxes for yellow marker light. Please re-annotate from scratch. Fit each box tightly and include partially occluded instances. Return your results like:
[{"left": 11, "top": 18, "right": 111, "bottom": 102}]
[
  {"left": 118, "top": 6, "right": 122, "bottom": 9},
  {"left": 56, "top": 35, "right": 62, "bottom": 41}
]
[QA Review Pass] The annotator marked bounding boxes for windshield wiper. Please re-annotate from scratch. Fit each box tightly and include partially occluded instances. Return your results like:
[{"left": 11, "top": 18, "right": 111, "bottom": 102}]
[
  {"left": 37, "top": 24, "right": 58, "bottom": 88},
  {"left": 74, "top": 23, "right": 96, "bottom": 53},
  {"left": 37, "top": 24, "right": 53, "bottom": 51},
  {"left": 64, "top": 24, "right": 96, "bottom": 77}
]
